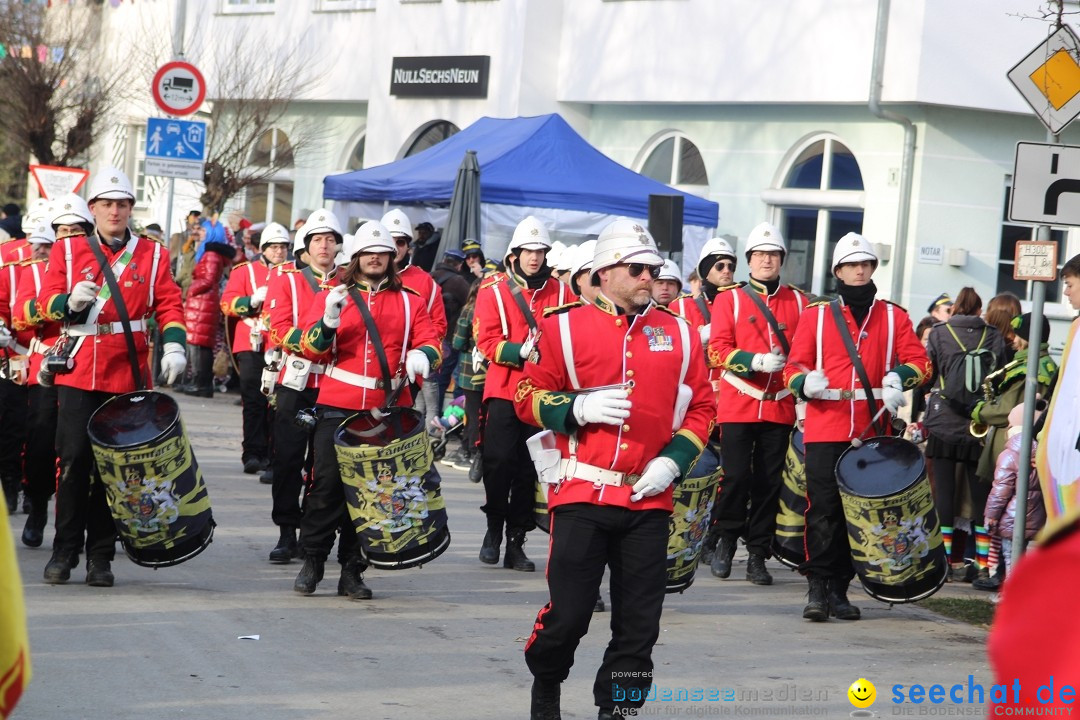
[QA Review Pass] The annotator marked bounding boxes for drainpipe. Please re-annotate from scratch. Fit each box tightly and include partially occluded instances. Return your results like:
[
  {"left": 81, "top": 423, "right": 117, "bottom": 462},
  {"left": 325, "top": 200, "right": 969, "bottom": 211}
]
[{"left": 869, "top": 0, "right": 917, "bottom": 302}]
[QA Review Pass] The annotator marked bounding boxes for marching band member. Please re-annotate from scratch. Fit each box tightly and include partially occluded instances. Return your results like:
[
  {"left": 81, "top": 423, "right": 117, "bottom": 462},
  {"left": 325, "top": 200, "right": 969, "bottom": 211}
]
[
  {"left": 474, "top": 216, "right": 572, "bottom": 572},
  {"left": 294, "top": 221, "right": 441, "bottom": 599},
  {"left": 706, "top": 223, "right": 806, "bottom": 585},
  {"left": 263, "top": 211, "right": 341, "bottom": 564},
  {"left": 221, "top": 222, "right": 290, "bottom": 475},
  {"left": 34, "top": 169, "right": 187, "bottom": 587},
  {"left": 652, "top": 259, "right": 705, "bottom": 331},
  {"left": 515, "top": 219, "right": 713, "bottom": 720},
  {"left": 782, "top": 234, "right": 930, "bottom": 622}
]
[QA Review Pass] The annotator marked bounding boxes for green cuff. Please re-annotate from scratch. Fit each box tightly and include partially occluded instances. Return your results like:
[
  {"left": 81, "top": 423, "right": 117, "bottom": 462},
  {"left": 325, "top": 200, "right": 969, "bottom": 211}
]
[
  {"left": 161, "top": 326, "right": 186, "bottom": 346},
  {"left": 235, "top": 297, "right": 255, "bottom": 316},
  {"left": 497, "top": 341, "right": 524, "bottom": 368},
  {"left": 419, "top": 344, "right": 441, "bottom": 369},
  {"left": 892, "top": 364, "right": 921, "bottom": 389},
  {"left": 45, "top": 295, "right": 69, "bottom": 321},
  {"left": 282, "top": 327, "right": 305, "bottom": 354},
  {"left": 659, "top": 433, "right": 703, "bottom": 477},
  {"left": 536, "top": 391, "right": 577, "bottom": 433},
  {"left": 727, "top": 350, "right": 757, "bottom": 378},
  {"left": 788, "top": 374, "right": 807, "bottom": 401},
  {"left": 302, "top": 321, "right": 335, "bottom": 354}
]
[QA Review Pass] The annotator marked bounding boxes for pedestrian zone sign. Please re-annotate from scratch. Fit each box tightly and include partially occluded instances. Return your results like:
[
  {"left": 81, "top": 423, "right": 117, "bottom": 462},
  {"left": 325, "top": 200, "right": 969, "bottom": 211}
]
[
  {"left": 145, "top": 117, "right": 207, "bottom": 181},
  {"left": 1008, "top": 25, "right": 1080, "bottom": 134}
]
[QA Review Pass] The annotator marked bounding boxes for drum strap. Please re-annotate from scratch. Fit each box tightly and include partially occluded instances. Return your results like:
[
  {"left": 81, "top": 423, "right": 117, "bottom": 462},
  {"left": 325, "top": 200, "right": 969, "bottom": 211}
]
[
  {"left": 300, "top": 266, "right": 323, "bottom": 294},
  {"left": 829, "top": 300, "right": 883, "bottom": 436},
  {"left": 347, "top": 286, "right": 394, "bottom": 397},
  {"left": 86, "top": 236, "right": 146, "bottom": 391},
  {"left": 739, "top": 285, "right": 790, "bottom": 355},
  {"left": 508, "top": 282, "right": 539, "bottom": 332},
  {"left": 693, "top": 294, "right": 711, "bottom": 324}
]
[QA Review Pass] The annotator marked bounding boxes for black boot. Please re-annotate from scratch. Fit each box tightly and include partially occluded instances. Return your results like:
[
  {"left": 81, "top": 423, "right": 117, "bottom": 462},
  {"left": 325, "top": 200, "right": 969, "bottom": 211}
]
[
  {"left": 699, "top": 532, "right": 718, "bottom": 567},
  {"left": 2, "top": 480, "right": 17, "bottom": 515},
  {"left": 86, "top": 559, "right": 114, "bottom": 587},
  {"left": 746, "top": 552, "right": 773, "bottom": 586},
  {"left": 43, "top": 550, "right": 78, "bottom": 584},
  {"left": 190, "top": 347, "right": 214, "bottom": 398},
  {"left": 530, "top": 678, "right": 561, "bottom": 720},
  {"left": 827, "top": 578, "right": 861, "bottom": 620},
  {"left": 802, "top": 575, "right": 828, "bottom": 622},
  {"left": 269, "top": 526, "right": 299, "bottom": 563},
  {"left": 504, "top": 529, "right": 535, "bottom": 572},
  {"left": 593, "top": 594, "right": 606, "bottom": 613},
  {"left": 259, "top": 468, "right": 273, "bottom": 485},
  {"left": 337, "top": 556, "right": 373, "bottom": 600},
  {"left": 293, "top": 556, "right": 325, "bottom": 595},
  {"left": 710, "top": 536, "right": 736, "bottom": 579},
  {"left": 479, "top": 520, "right": 502, "bottom": 565},
  {"left": 21, "top": 499, "right": 47, "bottom": 548}
]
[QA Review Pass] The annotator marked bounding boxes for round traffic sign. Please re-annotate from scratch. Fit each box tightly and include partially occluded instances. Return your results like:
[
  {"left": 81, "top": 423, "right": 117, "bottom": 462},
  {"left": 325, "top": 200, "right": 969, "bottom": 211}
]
[{"left": 151, "top": 60, "right": 206, "bottom": 117}]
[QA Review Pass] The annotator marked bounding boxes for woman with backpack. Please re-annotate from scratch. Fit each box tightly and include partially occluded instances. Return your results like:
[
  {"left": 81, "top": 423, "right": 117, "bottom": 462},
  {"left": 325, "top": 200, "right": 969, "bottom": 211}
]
[{"left": 923, "top": 287, "right": 1007, "bottom": 580}]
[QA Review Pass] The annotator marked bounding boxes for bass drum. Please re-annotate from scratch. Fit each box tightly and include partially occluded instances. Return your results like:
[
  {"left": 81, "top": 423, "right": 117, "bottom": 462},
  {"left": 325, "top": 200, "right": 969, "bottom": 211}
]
[
  {"left": 772, "top": 429, "right": 807, "bottom": 569},
  {"left": 836, "top": 436, "right": 948, "bottom": 603},
  {"left": 667, "top": 445, "right": 723, "bottom": 594},
  {"left": 88, "top": 391, "right": 214, "bottom": 568},
  {"left": 335, "top": 408, "right": 451, "bottom": 570}
]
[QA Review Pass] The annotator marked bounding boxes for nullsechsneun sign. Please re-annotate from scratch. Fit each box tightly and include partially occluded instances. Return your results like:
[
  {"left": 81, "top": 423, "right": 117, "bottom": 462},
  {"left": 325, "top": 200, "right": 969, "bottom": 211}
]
[{"left": 390, "top": 56, "right": 490, "bottom": 98}]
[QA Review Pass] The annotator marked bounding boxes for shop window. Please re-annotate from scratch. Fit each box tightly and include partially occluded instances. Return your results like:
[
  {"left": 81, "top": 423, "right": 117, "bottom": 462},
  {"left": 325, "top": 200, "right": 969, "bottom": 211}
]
[
  {"left": 346, "top": 134, "right": 366, "bottom": 171},
  {"left": 222, "top": 0, "right": 275, "bottom": 13},
  {"left": 245, "top": 128, "right": 294, "bottom": 225},
  {"left": 401, "top": 120, "right": 460, "bottom": 158},
  {"left": 638, "top": 132, "right": 708, "bottom": 188}
]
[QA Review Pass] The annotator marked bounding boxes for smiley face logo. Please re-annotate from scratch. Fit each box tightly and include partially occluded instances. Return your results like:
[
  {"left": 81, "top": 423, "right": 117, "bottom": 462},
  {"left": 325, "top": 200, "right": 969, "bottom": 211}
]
[{"left": 848, "top": 678, "right": 876, "bottom": 708}]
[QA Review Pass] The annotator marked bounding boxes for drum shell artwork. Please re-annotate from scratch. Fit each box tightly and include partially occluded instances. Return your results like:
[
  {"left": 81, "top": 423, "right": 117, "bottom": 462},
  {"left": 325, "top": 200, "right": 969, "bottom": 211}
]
[
  {"left": 773, "top": 429, "right": 806, "bottom": 570},
  {"left": 335, "top": 408, "right": 451, "bottom": 570},
  {"left": 836, "top": 436, "right": 947, "bottom": 603},
  {"left": 666, "top": 463, "right": 722, "bottom": 594},
  {"left": 88, "top": 391, "right": 214, "bottom": 568}
]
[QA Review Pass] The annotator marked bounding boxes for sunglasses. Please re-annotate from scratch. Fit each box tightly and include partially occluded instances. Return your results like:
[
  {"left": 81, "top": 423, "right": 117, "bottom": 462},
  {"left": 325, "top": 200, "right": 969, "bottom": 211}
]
[
  {"left": 394, "top": 238, "right": 409, "bottom": 247},
  {"left": 626, "top": 263, "right": 662, "bottom": 279},
  {"left": 714, "top": 260, "right": 736, "bottom": 271}
]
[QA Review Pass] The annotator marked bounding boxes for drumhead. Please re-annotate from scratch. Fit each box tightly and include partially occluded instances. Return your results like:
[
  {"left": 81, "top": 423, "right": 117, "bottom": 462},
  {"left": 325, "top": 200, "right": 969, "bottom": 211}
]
[
  {"left": 836, "top": 436, "right": 924, "bottom": 499},
  {"left": 88, "top": 391, "right": 179, "bottom": 450},
  {"left": 335, "top": 408, "right": 424, "bottom": 448}
]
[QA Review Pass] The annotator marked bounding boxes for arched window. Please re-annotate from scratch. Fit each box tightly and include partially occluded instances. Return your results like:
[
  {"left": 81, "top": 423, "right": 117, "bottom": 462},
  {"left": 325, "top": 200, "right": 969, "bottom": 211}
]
[
  {"left": 346, "top": 134, "right": 366, "bottom": 171},
  {"left": 401, "top": 120, "right": 460, "bottom": 158},
  {"left": 637, "top": 132, "right": 709, "bottom": 189},
  {"left": 245, "top": 128, "right": 295, "bottom": 226},
  {"left": 761, "top": 135, "right": 865, "bottom": 296}
]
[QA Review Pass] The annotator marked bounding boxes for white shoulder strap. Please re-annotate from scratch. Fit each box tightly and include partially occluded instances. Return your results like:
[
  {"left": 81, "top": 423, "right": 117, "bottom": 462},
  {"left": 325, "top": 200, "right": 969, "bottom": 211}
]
[
  {"left": 676, "top": 315, "right": 691, "bottom": 385},
  {"left": 731, "top": 288, "right": 740, "bottom": 322},
  {"left": 149, "top": 242, "right": 162, "bottom": 307},
  {"left": 247, "top": 262, "right": 258, "bottom": 290},
  {"left": 558, "top": 282, "right": 566, "bottom": 305},
  {"left": 885, "top": 302, "right": 896, "bottom": 371},
  {"left": 6, "top": 265, "right": 15, "bottom": 311},
  {"left": 287, "top": 273, "right": 299, "bottom": 326},
  {"left": 31, "top": 263, "right": 43, "bottom": 296},
  {"left": 558, "top": 311, "right": 581, "bottom": 390},
  {"left": 492, "top": 283, "right": 510, "bottom": 338},
  {"left": 401, "top": 290, "right": 413, "bottom": 367},
  {"left": 815, "top": 304, "right": 825, "bottom": 371},
  {"left": 64, "top": 237, "right": 73, "bottom": 293}
]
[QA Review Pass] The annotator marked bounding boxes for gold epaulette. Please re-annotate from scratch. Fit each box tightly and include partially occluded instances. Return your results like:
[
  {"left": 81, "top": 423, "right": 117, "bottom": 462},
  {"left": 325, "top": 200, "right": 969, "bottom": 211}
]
[
  {"left": 653, "top": 304, "right": 680, "bottom": 317},
  {"left": 480, "top": 275, "right": 502, "bottom": 290},
  {"left": 542, "top": 300, "right": 583, "bottom": 318},
  {"left": 17, "top": 258, "right": 44, "bottom": 266},
  {"left": 233, "top": 260, "right": 251, "bottom": 270},
  {"left": 402, "top": 285, "right": 423, "bottom": 297},
  {"left": 883, "top": 299, "right": 909, "bottom": 313},
  {"left": 806, "top": 299, "right": 832, "bottom": 308},
  {"left": 787, "top": 284, "right": 808, "bottom": 296},
  {"left": 717, "top": 282, "right": 742, "bottom": 293}
]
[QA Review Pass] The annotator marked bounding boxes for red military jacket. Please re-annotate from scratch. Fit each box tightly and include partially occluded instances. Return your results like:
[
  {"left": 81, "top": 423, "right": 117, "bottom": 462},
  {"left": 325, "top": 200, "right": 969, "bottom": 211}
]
[
  {"left": 707, "top": 279, "right": 807, "bottom": 425},
  {"left": 0, "top": 240, "right": 30, "bottom": 265},
  {"left": 35, "top": 232, "right": 185, "bottom": 393},
  {"left": 514, "top": 296, "right": 715, "bottom": 513},
  {"left": 783, "top": 297, "right": 931, "bottom": 443},
  {"left": 221, "top": 259, "right": 275, "bottom": 353},
  {"left": 265, "top": 261, "right": 339, "bottom": 390},
  {"left": 668, "top": 294, "right": 708, "bottom": 333},
  {"left": 300, "top": 278, "right": 441, "bottom": 411},
  {"left": 0, "top": 261, "right": 35, "bottom": 357},
  {"left": 474, "top": 270, "right": 573, "bottom": 402},
  {"left": 12, "top": 259, "right": 62, "bottom": 385},
  {"left": 399, "top": 264, "right": 447, "bottom": 340}
]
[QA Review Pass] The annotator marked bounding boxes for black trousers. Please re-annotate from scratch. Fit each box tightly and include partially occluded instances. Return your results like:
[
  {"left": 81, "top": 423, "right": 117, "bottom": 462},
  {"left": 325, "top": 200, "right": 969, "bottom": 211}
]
[
  {"left": 714, "top": 421, "right": 792, "bottom": 556},
  {"left": 524, "top": 503, "right": 668, "bottom": 711},
  {"left": 932, "top": 456, "right": 989, "bottom": 527},
  {"left": 24, "top": 384, "right": 59, "bottom": 505},
  {"left": 54, "top": 387, "right": 117, "bottom": 560},
  {"left": 462, "top": 388, "right": 482, "bottom": 451},
  {"left": 270, "top": 386, "right": 317, "bottom": 528},
  {"left": 192, "top": 345, "right": 214, "bottom": 393},
  {"left": 800, "top": 441, "right": 855, "bottom": 581},
  {"left": 0, "top": 378, "right": 28, "bottom": 496},
  {"left": 480, "top": 398, "right": 538, "bottom": 531},
  {"left": 235, "top": 351, "right": 270, "bottom": 462},
  {"left": 299, "top": 407, "right": 360, "bottom": 566}
]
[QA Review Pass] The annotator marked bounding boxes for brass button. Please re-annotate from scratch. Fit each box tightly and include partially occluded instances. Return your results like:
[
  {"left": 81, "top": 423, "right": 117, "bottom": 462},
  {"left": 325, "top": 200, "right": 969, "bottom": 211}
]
[
  {"left": 622, "top": 424, "right": 630, "bottom": 432},
  {"left": 615, "top": 319, "right": 623, "bottom": 327},
  {"left": 620, "top": 443, "right": 628, "bottom": 450},
  {"left": 626, "top": 336, "right": 632, "bottom": 342},
  {"left": 626, "top": 370, "right": 635, "bottom": 377},
  {"left": 625, "top": 351, "right": 632, "bottom": 358}
]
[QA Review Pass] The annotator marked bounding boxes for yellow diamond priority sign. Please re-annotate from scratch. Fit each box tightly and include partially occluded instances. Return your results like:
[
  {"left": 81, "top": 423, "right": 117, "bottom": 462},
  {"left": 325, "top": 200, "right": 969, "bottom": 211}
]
[{"left": 1009, "top": 25, "right": 1080, "bottom": 134}]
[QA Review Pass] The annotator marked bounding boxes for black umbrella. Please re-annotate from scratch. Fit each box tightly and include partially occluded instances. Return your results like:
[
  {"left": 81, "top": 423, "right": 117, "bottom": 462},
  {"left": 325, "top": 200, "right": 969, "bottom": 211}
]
[{"left": 436, "top": 150, "right": 482, "bottom": 261}]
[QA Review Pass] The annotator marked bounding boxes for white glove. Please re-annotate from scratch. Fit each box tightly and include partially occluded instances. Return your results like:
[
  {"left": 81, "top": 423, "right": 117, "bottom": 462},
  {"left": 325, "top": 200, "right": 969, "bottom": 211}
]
[
  {"left": 519, "top": 332, "right": 538, "bottom": 360},
  {"left": 751, "top": 352, "right": 786, "bottom": 374},
  {"left": 322, "top": 285, "right": 349, "bottom": 329},
  {"left": 630, "top": 457, "right": 680, "bottom": 502},
  {"left": 802, "top": 369, "right": 829, "bottom": 399},
  {"left": 572, "top": 388, "right": 631, "bottom": 426},
  {"left": 160, "top": 342, "right": 187, "bottom": 386},
  {"left": 698, "top": 325, "right": 711, "bottom": 345},
  {"left": 882, "top": 372, "right": 908, "bottom": 415},
  {"left": 0, "top": 325, "right": 13, "bottom": 350},
  {"left": 250, "top": 286, "right": 268, "bottom": 307},
  {"left": 405, "top": 349, "right": 430, "bottom": 383},
  {"left": 68, "top": 280, "right": 100, "bottom": 312}
]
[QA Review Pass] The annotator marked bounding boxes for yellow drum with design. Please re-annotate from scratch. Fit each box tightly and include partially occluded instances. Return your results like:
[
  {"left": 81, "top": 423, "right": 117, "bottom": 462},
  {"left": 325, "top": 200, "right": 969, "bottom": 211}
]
[{"left": 773, "top": 429, "right": 806, "bottom": 569}]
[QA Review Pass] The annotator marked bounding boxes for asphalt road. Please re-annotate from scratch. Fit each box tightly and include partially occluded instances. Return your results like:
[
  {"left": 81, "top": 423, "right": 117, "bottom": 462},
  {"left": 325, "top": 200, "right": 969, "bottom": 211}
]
[{"left": 10, "top": 390, "right": 992, "bottom": 720}]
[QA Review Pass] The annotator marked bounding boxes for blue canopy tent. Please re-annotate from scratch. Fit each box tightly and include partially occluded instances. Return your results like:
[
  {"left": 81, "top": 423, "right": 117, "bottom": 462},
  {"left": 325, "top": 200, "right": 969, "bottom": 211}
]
[{"left": 323, "top": 114, "right": 719, "bottom": 273}]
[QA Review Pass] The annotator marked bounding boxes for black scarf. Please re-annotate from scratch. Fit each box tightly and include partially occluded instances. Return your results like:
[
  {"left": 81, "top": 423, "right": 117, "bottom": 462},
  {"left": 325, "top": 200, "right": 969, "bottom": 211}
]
[
  {"left": 837, "top": 280, "right": 877, "bottom": 326},
  {"left": 701, "top": 279, "right": 720, "bottom": 303},
  {"left": 511, "top": 260, "right": 552, "bottom": 290}
]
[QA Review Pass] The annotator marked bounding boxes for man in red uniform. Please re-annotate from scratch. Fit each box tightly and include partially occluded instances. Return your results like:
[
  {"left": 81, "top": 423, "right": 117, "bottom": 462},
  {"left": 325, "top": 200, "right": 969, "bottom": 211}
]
[
  {"left": 516, "top": 219, "right": 714, "bottom": 720},
  {"left": 474, "top": 216, "right": 573, "bottom": 571},
  {"left": 295, "top": 220, "right": 441, "bottom": 598},
  {"left": 12, "top": 214, "right": 68, "bottom": 546},
  {"left": 0, "top": 235, "right": 34, "bottom": 514},
  {"left": 221, "top": 222, "right": 291, "bottom": 475},
  {"left": 783, "top": 233, "right": 930, "bottom": 621},
  {"left": 34, "top": 168, "right": 187, "bottom": 586},
  {"left": 706, "top": 223, "right": 807, "bottom": 584},
  {"left": 0, "top": 198, "right": 48, "bottom": 265},
  {"left": 382, "top": 208, "right": 447, "bottom": 426},
  {"left": 263, "top": 210, "right": 341, "bottom": 563}
]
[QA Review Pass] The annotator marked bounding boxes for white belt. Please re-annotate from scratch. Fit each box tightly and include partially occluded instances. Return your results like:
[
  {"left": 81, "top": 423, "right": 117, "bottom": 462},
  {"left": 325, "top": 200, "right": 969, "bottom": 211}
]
[
  {"left": 28, "top": 338, "right": 54, "bottom": 356},
  {"left": 282, "top": 354, "right": 325, "bottom": 374},
  {"left": 722, "top": 372, "right": 791, "bottom": 402},
  {"left": 818, "top": 388, "right": 883, "bottom": 401},
  {"left": 559, "top": 458, "right": 641, "bottom": 488},
  {"left": 13, "top": 343, "right": 29, "bottom": 356},
  {"left": 325, "top": 364, "right": 401, "bottom": 390},
  {"left": 66, "top": 319, "right": 147, "bottom": 337}
]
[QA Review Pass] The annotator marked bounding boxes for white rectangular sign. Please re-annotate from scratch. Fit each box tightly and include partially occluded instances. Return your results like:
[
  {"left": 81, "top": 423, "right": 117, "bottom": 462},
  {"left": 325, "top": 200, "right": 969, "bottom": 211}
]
[
  {"left": 917, "top": 245, "right": 943, "bottom": 265},
  {"left": 145, "top": 157, "right": 204, "bottom": 181},
  {"left": 1010, "top": 141, "right": 1080, "bottom": 227}
]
